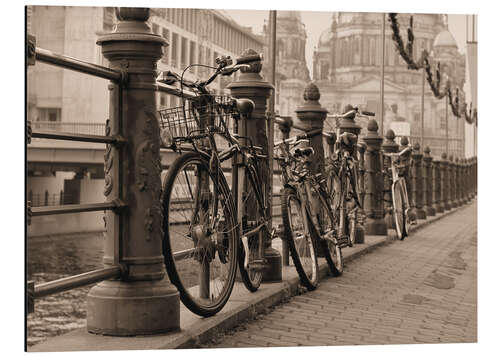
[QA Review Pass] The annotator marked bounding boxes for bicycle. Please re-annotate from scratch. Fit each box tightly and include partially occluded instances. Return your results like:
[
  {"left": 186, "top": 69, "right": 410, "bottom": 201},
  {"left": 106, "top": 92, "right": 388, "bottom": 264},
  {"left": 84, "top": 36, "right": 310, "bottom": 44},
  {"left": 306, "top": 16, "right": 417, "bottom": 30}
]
[
  {"left": 157, "top": 52, "right": 272, "bottom": 317},
  {"left": 383, "top": 145, "right": 414, "bottom": 240},
  {"left": 325, "top": 107, "right": 374, "bottom": 252},
  {"left": 275, "top": 127, "right": 342, "bottom": 289}
]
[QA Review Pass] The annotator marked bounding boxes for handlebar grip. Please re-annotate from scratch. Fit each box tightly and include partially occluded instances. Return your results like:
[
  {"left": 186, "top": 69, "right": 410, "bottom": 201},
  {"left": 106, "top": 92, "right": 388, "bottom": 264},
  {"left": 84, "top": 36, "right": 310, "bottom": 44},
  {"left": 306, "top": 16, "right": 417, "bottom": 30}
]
[
  {"left": 361, "top": 111, "right": 375, "bottom": 117},
  {"left": 235, "top": 53, "right": 263, "bottom": 64}
]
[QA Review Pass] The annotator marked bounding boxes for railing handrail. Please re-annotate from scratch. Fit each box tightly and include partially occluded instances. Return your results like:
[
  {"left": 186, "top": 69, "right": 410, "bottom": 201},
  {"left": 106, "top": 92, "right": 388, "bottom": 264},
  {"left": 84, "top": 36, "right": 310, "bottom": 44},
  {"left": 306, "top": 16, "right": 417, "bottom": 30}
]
[{"left": 34, "top": 46, "right": 123, "bottom": 82}]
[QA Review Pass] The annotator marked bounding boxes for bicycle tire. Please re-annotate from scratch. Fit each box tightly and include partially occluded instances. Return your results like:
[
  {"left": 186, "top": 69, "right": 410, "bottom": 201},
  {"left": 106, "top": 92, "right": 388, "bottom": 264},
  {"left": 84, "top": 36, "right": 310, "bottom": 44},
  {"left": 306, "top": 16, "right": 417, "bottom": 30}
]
[
  {"left": 316, "top": 191, "right": 344, "bottom": 276},
  {"left": 162, "top": 151, "right": 238, "bottom": 317},
  {"left": 237, "top": 162, "right": 264, "bottom": 292},
  {"left": 281, "top": 186, "right": 319, "bottom": 290},
  {"left": 392, "top": 180, "right": 407, "bottom": 240}
]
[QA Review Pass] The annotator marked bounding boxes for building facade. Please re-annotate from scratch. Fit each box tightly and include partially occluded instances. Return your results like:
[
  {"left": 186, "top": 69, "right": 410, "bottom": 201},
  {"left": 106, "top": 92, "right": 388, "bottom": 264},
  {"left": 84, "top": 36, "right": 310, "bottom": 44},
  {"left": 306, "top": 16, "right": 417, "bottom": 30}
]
[{"left": 311, "top": 12, "right": 466, "bottom": 158}]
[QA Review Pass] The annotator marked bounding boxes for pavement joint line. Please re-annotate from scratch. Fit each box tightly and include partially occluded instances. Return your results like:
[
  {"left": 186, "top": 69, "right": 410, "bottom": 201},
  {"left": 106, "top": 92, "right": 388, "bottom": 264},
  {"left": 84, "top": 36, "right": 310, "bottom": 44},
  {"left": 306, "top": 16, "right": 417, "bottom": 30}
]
[{"left": 29, "top": 200, "right": 475, "bottom": 352}]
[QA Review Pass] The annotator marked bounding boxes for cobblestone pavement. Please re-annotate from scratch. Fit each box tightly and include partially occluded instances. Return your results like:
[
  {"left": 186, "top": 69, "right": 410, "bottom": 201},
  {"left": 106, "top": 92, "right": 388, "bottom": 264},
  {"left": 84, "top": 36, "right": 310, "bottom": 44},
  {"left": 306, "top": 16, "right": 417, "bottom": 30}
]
[{"left": 201, "top": 202, "right": 477, "bottom": 348}]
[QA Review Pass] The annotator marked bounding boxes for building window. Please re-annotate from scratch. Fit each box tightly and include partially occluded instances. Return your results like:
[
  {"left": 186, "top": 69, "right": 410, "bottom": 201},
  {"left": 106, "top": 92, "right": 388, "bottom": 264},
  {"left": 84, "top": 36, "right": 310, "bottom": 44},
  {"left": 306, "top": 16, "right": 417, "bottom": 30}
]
[
  {"left": 37, "top": 107, "right": 61, "bottom": 122},
  {"left": 189, "top": 41, "right": 196, "bottom": 72},
  {"left": 162, "top": 28, "right": 170, "bottom": 64},
  {"left": 171, "top": 33, "right": 178, "bottom": 68},
  {"left": 181, "top": 36, "right": 188, "bottom": 69}
]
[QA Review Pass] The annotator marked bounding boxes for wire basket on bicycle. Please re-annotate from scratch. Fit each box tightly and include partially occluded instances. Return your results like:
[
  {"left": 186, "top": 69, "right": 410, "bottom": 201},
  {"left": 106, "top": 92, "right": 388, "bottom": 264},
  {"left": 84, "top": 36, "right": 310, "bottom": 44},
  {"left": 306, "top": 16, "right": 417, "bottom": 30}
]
[{"left": 158, "top": 95, "right": 236, "bottom": 148}]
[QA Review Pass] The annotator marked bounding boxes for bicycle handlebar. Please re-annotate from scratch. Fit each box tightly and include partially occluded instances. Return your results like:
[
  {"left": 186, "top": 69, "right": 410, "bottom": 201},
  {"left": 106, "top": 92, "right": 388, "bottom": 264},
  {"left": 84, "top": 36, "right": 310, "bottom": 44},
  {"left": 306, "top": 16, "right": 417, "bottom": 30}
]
[{"left": 274, "top": 128, "right": 322, "bottom": 146}]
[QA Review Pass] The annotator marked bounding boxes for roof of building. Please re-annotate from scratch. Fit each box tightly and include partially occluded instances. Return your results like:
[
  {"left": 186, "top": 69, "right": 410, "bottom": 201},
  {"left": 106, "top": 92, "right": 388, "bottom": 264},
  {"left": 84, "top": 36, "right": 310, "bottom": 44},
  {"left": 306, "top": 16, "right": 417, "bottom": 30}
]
[{"left": 433, "top": 29, "right": 458, "bottom": 48}]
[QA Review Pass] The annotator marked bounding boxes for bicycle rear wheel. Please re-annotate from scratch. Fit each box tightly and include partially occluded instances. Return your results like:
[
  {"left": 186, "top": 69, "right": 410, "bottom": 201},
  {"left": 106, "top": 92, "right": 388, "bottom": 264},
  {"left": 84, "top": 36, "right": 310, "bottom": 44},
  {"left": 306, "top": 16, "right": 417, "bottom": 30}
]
[
  {"left": 237, "top": 163, "right": 265, "bottom": 292},
  {"left": 162, "top": 151, "right": 238, "bottom": 317},
  {"left": 316, "top": 190, "right": 344, "bottom": 276},
  {"left": 281, "top": 187, "right": 319, "bottom": 290},
  {"left": 392, "top": 180, "right": 407, "bottom": 240}
]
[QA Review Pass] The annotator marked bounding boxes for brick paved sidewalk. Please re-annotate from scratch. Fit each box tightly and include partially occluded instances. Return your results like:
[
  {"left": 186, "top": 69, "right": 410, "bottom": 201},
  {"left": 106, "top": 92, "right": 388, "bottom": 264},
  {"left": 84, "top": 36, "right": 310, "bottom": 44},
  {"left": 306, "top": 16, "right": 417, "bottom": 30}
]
[{"left": 201, "top": 202, "right": 477, "bottom": 348}]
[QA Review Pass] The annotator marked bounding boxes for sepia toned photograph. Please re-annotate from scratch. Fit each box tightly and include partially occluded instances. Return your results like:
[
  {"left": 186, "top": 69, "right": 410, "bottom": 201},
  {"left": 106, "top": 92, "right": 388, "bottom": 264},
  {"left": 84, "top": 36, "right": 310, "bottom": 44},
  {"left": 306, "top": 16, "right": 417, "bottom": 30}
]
[{"left": 25, "top": 2, "right": 478, "bottom": 353}]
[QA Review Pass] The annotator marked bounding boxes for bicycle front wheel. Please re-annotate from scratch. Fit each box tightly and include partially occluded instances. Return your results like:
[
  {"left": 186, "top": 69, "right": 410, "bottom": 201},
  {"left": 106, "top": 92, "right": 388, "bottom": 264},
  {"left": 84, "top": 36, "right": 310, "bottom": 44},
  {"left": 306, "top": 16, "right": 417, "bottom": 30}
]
[
  {"left": 392, "top": 180, "right": 408, "bottom": 240},
  {"left": 162, "top": 151, "right": 238, "bottom": 317},
  {"left": 281, "top": 187, "right": 319, "bottom": 290}
]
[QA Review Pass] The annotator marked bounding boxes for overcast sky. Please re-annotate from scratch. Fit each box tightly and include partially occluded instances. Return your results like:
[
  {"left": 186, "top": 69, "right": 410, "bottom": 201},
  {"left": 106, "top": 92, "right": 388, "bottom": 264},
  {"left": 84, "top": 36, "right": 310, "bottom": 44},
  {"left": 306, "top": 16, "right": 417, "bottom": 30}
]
[{"left": 225, "top": 10, "right": 467, "bottom": 75}]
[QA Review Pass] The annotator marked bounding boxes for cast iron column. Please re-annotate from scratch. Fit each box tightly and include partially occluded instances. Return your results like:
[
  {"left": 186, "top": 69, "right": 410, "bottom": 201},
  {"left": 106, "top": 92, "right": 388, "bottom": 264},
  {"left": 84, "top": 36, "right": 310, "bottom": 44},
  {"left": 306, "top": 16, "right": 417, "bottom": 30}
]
[
  {"left": 449, "top": 155, "right": 457, "bottom": 208},
  {"left": 295, "top": 83, "right": 328, "bottom": 175},
  {"left": 87, "top": 7, "right": 180, "bottom": 335},
  {"left": 381, "top": 129, "right": 399, "bottom": 230},
  {"left": 412, "top": 143, "right": 427, "bottom": 220},
  {"left": 423, "top": 146, "right": 436, "bottom": 216},
  {"left": 441, "top": 153, "right": 451, "bottom": 210},
  {"left": 361, "top": 119, "right": 387, "bottom": 235},
  {"left": 433, "top": 156, "right": 444, "bottom": 213},
  {"left": 227, "top": 49, "right": 282, "bottom": 282}
]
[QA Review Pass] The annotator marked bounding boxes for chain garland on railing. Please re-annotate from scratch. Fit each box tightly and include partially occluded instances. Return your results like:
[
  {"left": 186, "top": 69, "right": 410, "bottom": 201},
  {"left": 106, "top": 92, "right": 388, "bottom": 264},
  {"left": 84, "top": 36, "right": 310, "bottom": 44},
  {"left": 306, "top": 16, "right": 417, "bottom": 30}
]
[{"left": 388, "top": 13, "right": 477, "bottom": 126}]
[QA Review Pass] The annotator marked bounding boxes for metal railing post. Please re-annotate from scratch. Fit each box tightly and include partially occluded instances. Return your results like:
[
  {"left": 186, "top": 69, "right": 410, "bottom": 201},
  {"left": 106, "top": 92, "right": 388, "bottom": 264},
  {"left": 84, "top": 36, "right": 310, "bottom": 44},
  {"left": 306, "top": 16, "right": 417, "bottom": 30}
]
[
  {"left": 412, "top": 143, "right": 427, "bottom": 220},
  {"left": 87, "top": 7, "right": 179, "bottom": 336},
  {"left": 441, "top": 153, "right": 451, "bottom": 210},
  {"left": 227, "top": 48, "right": 282, "bottom": 282},
  {"left": 433, "top": 156, "right": 444, "bottom": 213},
  {"left": 361, "top": 119, "right": 387, "bottom": 235},
  {"left": 423, "top": 147, "right": 436, "bottom": 216},
  {"left": 295, "top": 83, "right": 328, "bottom": 175},
  {"left": 382, "top": 129, "right": 399, "bottom": 231},
  {"left": 449, "top": 155, "right": 457, "bottom": 208}
]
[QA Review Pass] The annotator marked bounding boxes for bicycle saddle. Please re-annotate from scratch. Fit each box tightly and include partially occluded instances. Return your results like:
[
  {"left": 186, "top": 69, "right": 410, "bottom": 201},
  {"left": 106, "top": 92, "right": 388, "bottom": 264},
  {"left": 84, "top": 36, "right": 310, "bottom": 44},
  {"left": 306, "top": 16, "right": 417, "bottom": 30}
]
[{"left": 293, "top": 147, "right": 314, "bottom": 157}]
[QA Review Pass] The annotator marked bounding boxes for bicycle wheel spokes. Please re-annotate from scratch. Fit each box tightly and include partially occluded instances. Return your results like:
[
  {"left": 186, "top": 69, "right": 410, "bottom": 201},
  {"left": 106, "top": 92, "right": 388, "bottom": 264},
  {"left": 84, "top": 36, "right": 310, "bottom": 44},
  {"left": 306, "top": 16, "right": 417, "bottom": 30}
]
[
  {"left": 281, "top": 187, "right": 319, "bottom": 290},
  {"left": 163, "top": 153, "right": 238, "bottom": 316},
  {"left": 393, "top": 181, "right": 406, "bottom": 240}
]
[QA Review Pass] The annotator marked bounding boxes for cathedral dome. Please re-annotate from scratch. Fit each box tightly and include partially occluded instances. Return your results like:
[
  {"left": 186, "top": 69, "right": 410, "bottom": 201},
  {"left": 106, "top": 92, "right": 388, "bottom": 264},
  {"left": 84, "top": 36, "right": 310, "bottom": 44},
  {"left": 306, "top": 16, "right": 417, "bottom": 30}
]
[{"left": 433, "top": 29, "right": 458, "bottom": 48}]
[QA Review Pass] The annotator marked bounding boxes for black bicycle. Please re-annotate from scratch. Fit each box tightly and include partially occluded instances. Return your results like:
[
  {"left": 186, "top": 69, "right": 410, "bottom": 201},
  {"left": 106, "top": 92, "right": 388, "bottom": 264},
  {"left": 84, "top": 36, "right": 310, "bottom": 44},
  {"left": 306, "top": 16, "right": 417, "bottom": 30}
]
[
  {"left": 275, "top": 128, "right": 342, "bottom": 289},
  {"left": 157, "top": 53, "right": 274, "bottom": 317}
]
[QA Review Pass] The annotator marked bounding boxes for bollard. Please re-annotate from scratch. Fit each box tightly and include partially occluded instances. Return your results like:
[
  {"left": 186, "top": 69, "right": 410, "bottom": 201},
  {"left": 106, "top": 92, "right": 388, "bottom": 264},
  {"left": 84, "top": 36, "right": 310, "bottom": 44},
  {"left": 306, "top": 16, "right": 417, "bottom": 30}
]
[
  {"left": 277, "top": 116, "right": 293, "bottom": 267},
  {"left": 412, "top": 143, "right": 427, "bottom": 220},
  {"left": 87, "top": 8, "right": 180, "bottom": 336},
  {"left": 423, "top": 147, "right": 436, "bottom": 216},
  {"left": 361, "top": 119, "right": 387, "bottom": 235},
  {"left": 337, "top": 104, "right": 365, "bottom": 244},
  {"left": 432, "top": 155, "right": 444, "bottom": 213},
  {"left": 227, "top": 48, "right": 282, "bottom": 282},
  {"left": 381, "top": 129, "right": 399, "bottom": 230},
  {"left": 399, "top": 137, "right": 416, "bottom": 222},
  {"left": 441, "top": 153, "right": 451, "bottom": 210}
]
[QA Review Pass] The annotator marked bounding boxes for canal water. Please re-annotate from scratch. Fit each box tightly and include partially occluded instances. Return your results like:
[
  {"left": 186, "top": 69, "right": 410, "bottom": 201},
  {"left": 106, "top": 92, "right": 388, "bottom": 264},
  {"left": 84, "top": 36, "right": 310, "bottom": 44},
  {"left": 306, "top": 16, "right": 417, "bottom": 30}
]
[{"left": 27, "top": 232, "right": 104, "bottom": 347}]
